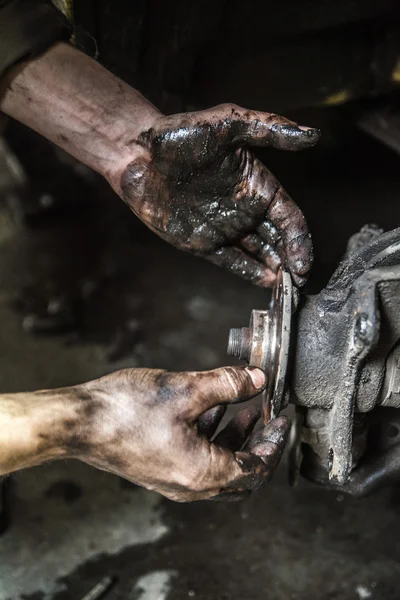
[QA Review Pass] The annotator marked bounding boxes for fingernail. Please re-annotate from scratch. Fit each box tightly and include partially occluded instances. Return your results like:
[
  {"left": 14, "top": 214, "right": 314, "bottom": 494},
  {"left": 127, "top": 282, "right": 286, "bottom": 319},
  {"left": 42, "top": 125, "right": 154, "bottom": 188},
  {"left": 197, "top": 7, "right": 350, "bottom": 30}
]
[
  {"left": 245, "top": 367, "right": 266, "bottom": 389},
  {"left": 298, "top": 125, "right": 321, "bottom": 137}
]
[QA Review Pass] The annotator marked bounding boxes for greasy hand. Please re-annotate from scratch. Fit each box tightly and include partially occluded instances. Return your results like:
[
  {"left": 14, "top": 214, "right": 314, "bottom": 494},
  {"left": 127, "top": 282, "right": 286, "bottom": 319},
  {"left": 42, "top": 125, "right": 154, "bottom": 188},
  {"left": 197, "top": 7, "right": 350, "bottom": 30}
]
[
  {"left": 120, "top": 104, "right": 320, "bottom": 287},
  {"left": 73, "top": 366, "right": 289, "bottom": 502}
]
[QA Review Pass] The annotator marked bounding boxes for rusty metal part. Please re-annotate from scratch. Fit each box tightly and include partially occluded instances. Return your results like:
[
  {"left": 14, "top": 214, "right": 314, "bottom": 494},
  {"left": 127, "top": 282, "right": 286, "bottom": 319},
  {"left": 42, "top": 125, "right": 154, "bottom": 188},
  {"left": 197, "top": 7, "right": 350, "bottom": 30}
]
[
  {"left": 225, "top": 225, "right": 400, "bottom": 494},
  {"left": 227, "top": 226, "right": 400, "bottom": 494},
  {"left": 227, "top": 269, "right": 292, "bottom": 423},
  {"left": 337, "top": 408, "right": 400, "bottom": 497},
  {"left": 291, "top": 226, "right": 400, "bottom": 486}
]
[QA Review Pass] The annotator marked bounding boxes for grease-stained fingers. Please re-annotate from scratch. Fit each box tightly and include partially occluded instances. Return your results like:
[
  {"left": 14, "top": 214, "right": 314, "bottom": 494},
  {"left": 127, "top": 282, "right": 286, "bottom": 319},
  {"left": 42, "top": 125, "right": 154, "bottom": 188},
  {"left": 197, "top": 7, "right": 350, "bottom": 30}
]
[
  {"left": 198, "top": 419, "right": 288, "bottom": 498},
  {"left": 245, "top": 415, "right": 290, "bottom": 467},
  {"left": 208, "top": 246, "right": 276, "bottom": 287},
  {"left": 265, "top": 186, "right": 313, "bottom": 286},
  {"left": 197, "top": 443, "right": 269, "bottom": 498},
  {"left": 224, "top": 152, "right": 312, "bottom": 286},
  {"left": 175, "top": 417, "right": 287, "bottom": 502},
  {"left": 256, "top": 221, "right": 281, "bottom": 247},
  {"left": 198, "top": 405, "right": 226, "bottom": 438},
  {"left": 213, "top": 405, "right": 261, "bottom": 451},
  {"left": 252, "top": 182, "right": 312, "bottom": 286},
  {"left": 239, "top": 233, "right": 263, "bottom": 256},
  {"left": 240, "top": 234, "right": 282, "bottom": 275},
  {"left": 209, "top": 104, "right": 320, "bottom": 151},
  {"left": 152, "top": 104, "right": 320, "bottom": 152}
]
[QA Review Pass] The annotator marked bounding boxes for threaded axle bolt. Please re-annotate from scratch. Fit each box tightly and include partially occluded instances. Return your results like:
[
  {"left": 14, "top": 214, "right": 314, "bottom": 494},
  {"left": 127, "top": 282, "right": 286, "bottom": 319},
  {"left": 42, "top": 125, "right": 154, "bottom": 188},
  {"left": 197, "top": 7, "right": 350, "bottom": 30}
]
[{"left": 227, "top": 327, "right": 252, "bottom": 361}]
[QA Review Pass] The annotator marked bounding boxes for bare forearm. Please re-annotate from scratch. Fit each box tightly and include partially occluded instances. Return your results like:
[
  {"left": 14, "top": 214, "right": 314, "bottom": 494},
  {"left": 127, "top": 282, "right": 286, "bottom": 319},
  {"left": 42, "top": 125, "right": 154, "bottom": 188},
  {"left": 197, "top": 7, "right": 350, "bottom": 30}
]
[
  {"left": 0, "top": 42, "right": 161, "bottom": 192},
  {"left": 0, "top": 387, "right": 79, "bottom": 475}
]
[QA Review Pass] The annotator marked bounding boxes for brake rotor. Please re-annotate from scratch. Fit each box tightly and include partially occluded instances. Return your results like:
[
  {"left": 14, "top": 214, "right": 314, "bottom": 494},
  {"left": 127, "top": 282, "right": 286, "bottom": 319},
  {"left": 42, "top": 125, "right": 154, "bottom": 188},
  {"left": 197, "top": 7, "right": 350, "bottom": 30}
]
[{"left": 227, "top": 269, "right": 292, "bottom": 423}]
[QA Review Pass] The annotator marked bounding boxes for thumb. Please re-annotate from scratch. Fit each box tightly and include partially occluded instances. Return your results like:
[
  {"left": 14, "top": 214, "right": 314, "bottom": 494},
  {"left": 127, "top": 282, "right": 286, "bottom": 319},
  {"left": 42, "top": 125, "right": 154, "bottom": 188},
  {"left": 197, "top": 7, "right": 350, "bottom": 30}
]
[
  {"left": 211, "top": 104, "right": 320, "bottom": 151},
  {"left": 184, "top": 366, "right": 266, "bottom": 419}
]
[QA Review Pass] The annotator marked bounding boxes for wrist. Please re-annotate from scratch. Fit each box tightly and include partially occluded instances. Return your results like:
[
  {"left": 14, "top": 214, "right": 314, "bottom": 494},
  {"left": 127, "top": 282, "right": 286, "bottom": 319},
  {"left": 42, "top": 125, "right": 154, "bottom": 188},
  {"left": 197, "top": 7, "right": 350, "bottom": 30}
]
[
  {"left": 1, "top": 42, "right": 162, "bottom": 188},
  {"left": 0, "top": 386, "right": 84, "bottom": 474},
  {"left": 102, "top": 103, "right": 160, "bottom": 196}
]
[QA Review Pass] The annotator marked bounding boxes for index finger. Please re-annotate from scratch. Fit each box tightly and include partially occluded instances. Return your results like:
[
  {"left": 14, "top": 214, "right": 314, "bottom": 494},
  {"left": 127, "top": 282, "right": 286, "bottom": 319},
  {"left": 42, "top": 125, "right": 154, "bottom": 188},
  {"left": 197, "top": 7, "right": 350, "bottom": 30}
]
[{"left": 239, "top": 155, "right": 312, "bottom": 286}]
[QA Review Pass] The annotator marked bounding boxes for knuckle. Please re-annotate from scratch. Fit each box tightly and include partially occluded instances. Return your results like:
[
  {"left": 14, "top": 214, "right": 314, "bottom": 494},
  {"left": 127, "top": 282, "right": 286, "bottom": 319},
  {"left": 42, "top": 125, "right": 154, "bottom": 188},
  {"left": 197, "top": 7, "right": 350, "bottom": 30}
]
[
  {"left": 219, "top": 367, "right": 245, "bottom": 397},
  {"left": 152, "top": 371, "right": 186, "bottom": 405},
  {"left": 215, "top": 102, "right": 242, "bottom": 117}
]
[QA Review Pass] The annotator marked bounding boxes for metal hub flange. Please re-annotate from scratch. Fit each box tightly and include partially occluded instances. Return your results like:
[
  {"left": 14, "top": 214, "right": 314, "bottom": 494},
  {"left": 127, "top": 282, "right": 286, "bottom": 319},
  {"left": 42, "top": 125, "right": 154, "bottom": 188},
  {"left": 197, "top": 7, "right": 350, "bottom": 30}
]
[{"left": 227, "top": 270, "right": 292, "bottom": 422}]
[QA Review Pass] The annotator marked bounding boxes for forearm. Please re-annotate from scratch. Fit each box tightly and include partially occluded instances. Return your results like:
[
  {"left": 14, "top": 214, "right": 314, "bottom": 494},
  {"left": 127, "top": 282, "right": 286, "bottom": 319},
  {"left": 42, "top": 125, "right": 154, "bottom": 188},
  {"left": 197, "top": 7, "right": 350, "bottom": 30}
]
[
  {"left": 0, "top": 387, "right": 80, "bottom": 475},
  {"left": 0, "top": 42, "right": 161, "bottom": 193}
]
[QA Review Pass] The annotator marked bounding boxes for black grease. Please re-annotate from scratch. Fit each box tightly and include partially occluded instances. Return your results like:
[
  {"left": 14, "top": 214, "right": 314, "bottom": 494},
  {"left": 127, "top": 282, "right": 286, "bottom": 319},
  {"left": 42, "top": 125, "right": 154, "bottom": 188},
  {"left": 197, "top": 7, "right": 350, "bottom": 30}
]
[
  {"left": 261, "top": 416, "right": 290, "bottom": 447},
  {"left": 271, "top": 124, "right": 321, "bottom": 151},
  {"left": 198, "top": 405, "right": 226, "bottom": 438},
  {"left": 121, "top": 105, "right": 315, "bottom": 286},
  {"left": 153, "top": 372, "right": 178, "bottom": 403}
]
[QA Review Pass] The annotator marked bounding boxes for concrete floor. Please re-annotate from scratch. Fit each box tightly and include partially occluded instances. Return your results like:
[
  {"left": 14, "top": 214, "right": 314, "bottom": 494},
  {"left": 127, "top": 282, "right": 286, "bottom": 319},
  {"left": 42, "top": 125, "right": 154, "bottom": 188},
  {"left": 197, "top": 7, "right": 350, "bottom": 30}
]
[{"left": 1, "top": 118, "right": 400, "bottom": 600}]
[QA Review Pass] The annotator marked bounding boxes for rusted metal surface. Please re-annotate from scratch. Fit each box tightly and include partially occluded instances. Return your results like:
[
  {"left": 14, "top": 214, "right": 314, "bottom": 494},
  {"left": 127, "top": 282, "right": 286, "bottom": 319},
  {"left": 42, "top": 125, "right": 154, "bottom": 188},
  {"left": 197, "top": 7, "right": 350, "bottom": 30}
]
[
  {"left": 292, "top": 226, "right": 400, "bottom": 486},
  {"left": 227, "top": 269, "right": 292, "bottom": 423},
  {"left": 227, "top": 225, "right": 400, "bottom": 491}
]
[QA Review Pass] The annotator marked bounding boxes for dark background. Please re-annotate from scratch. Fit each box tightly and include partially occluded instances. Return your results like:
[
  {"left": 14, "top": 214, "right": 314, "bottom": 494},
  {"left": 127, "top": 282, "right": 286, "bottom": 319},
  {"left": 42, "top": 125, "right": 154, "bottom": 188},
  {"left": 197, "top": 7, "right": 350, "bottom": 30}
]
[{"left": 2, "top": 1, "right": 400, "bottom": 598}]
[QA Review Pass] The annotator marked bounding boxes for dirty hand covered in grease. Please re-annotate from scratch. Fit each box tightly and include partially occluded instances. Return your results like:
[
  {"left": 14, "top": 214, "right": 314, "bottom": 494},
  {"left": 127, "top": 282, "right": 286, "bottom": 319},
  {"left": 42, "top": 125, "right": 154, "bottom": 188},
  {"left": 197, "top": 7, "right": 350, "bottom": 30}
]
[
  {"left": 73, "top": 366, "right": 289, "bottom": 501},
  {"left": 120, "top": 104, "right": 320, "bottom": 287}
]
